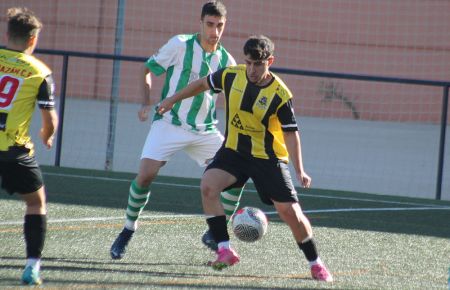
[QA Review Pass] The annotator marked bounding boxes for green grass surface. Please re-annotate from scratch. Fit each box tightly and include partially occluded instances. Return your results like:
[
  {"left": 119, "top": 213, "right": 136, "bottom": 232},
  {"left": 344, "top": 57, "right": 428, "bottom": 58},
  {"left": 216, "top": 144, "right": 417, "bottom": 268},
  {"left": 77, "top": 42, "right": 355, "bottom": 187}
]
[{"left": 1, "top": 166, "right": 450, "bottom": 289}]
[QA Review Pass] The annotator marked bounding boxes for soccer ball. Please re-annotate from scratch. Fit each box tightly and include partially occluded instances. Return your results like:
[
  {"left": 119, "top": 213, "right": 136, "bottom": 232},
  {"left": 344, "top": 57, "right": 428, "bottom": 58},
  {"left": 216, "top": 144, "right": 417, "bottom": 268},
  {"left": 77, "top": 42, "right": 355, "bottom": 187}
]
[{"left": 231, "top": 207, "right": 268, "bottom": 242}]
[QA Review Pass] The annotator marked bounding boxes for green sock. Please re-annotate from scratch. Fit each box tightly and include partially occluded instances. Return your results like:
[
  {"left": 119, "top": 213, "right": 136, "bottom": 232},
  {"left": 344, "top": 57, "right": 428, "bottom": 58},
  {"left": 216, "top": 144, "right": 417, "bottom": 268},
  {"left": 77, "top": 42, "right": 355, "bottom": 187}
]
[
  {"left": 125, "top": 179, "right": 150, "bottom": 231},
  {"left": 220, "top": 187, "right": 244, "bottom": 223}
]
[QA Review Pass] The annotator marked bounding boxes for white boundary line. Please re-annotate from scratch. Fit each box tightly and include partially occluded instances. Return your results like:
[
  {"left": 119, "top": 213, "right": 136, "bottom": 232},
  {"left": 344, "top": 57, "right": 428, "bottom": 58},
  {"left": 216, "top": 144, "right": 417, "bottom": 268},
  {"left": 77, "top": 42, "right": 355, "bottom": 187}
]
[
  {"left": 1, "top": 171, "right": 444, "bottom": 226},
  {"left": 44, "top": 172, "right": 448, "bottom": 208},
  {"left": 0, "top": 214, "right": 198, "bottom": 226},
  {"left": 1, "top": 207, "right": 449, "bottom": 226}
]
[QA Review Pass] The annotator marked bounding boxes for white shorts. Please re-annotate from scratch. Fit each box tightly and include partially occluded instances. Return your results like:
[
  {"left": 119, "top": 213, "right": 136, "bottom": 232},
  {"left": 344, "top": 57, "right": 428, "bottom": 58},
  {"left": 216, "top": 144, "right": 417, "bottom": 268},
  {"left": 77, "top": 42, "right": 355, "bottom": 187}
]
[{"left": 141, "top": 120, "right": 224, "bottom": 166}]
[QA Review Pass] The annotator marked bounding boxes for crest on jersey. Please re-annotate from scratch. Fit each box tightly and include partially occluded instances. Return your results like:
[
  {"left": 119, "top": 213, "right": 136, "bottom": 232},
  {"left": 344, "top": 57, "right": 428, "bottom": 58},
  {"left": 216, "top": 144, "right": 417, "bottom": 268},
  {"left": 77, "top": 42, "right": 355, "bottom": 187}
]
[
  {"left": 256, "top": 96, "right": 268, "bottom": 109},
  {"left": 231, "top": 113, "right": 244, "bottom": 130}
]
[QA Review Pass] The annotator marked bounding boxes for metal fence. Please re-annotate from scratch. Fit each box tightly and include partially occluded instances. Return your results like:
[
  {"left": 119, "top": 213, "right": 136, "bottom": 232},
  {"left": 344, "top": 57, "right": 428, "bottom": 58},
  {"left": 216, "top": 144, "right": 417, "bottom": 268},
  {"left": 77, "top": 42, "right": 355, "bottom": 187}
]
[{"left": 24, "top": 48, "right": 448, "bottom": 200}]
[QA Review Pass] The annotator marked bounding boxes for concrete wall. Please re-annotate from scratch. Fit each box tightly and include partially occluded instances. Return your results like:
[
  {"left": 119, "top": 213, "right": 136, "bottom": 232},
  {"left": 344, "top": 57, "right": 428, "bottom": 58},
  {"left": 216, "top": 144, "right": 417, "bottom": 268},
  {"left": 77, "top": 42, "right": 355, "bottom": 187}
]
[{"left": 30, "top": 98, "right": 450, "bottom": 201}]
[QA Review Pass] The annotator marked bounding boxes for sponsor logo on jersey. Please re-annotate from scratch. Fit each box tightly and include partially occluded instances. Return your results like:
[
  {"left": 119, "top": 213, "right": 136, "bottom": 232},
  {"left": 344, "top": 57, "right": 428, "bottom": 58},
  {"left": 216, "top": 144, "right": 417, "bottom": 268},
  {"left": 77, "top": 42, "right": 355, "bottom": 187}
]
[{"left": 256, "top": 96, "right": 268, "bottom": 109}]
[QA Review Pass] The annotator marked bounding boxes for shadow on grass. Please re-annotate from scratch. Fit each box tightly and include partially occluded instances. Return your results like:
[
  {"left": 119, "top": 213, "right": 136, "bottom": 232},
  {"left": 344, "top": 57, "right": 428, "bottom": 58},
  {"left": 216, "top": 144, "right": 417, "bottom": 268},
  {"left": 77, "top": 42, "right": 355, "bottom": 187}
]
[{"left": 0, "top": 256, "right": 314, "bottom": 290}]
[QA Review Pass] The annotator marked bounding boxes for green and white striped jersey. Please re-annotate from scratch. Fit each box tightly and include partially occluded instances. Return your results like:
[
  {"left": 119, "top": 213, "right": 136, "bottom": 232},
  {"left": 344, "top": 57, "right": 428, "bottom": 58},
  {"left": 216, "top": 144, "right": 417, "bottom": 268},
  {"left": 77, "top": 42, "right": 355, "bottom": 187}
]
[{"left": 146, "top": 33, "right": 236, "bottom": 134}]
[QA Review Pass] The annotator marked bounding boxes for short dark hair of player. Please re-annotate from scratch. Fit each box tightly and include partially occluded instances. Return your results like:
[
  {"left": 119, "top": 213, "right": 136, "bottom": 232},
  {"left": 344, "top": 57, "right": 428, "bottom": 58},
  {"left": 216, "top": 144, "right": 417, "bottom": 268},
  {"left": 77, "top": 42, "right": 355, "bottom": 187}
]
[
  {"left": 7, "top": 7, "right": 42, "bottom": 45},
  {"left": 201, "top": 1, "right": 227, "bottom": 20},
  {"left": 243, "top": 35, "right": 275, "bottom": 61}
]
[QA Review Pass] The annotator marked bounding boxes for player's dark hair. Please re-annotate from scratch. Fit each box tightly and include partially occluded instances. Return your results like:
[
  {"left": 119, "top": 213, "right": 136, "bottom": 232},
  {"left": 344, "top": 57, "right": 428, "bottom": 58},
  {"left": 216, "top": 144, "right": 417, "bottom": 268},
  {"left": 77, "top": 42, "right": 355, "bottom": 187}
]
[
  {"left": 7, "top": 7, "right": 42, "bottom": 44},
  {"left": 201, "top": 1, "right": 227, "bottom": 20},
  {"left": 243, "top": 35, "right": 275, "bottom": 61}
]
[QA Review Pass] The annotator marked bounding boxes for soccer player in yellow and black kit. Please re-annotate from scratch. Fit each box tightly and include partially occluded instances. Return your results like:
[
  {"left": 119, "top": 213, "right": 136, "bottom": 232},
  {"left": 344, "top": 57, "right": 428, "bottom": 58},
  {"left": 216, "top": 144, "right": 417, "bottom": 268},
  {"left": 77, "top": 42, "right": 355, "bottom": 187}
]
[
  {"left": 0, "top": 7, "right": 58, "bottom": 285},
  {"left": 157, "top": 35, "right": 333, "bottom": 282}
]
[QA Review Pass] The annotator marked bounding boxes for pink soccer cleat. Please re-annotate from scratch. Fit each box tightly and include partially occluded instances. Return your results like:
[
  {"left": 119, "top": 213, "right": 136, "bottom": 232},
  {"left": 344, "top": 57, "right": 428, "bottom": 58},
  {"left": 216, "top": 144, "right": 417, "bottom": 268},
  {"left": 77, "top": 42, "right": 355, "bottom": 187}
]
[
  {"left": 209, "top": 248, "right": 240, "bottom": 270},
  {"left": 311, "top": 263, "right": 333, "bottom": 282}
]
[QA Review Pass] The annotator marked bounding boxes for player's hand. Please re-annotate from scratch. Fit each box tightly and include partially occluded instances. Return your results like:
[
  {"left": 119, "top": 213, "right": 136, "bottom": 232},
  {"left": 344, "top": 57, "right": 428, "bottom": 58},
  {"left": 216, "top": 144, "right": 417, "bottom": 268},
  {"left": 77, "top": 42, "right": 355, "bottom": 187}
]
[
  {"left": 138, "top": 104, "right": 152, "bottom": 122},
  {"left": 157, "top": 98, "right": 175, "bottom": 115},
  {"left": 297, "top": 171, "right": 312, "bottom": 188},
  {"left": 39, "top": 129, "right": 54, "bottom": 149}
]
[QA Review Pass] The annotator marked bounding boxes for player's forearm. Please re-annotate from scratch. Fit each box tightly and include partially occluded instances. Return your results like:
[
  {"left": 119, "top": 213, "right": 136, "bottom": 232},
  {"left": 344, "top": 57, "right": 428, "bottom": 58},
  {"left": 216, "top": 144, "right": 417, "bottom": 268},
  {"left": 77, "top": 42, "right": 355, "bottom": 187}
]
[
  {"left": 283, "top": 131, "right": 304, "bottom": 174},
  {"left": 171, "top": 77, "right": 209, "bottom": 103},
  {"left": 157, "top": 77, "right": 209, "bottom": 115},
  {"left": 141, "top": 65, "right": 152, "bottom": 106},
  {"left": 40, "top": 109, "right": 58, "bottom": 140}
]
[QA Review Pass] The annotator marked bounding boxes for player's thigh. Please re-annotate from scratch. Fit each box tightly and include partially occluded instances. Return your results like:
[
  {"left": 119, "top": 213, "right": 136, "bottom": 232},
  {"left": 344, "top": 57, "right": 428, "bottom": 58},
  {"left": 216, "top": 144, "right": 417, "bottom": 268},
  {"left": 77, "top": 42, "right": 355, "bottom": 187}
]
[
  {"left": 185, "top": 132, "right": 224, "bottom": 166},
  {"left": 201, "top": 168, "right": 238, "bottom": 195},
  {"left": 251, "top": 160, "right": 298, "bottom": 205},
  {"left": 20, "top": 186, "right": 47, "bottom": 214},
  {"left": 20, "top": 186, "right": 46, "bottom": 203},
  {"left": 141, "top": 120, "right": 193, "bottom": 161},
  {"left": 204, "top": 148, "right": 249, "bottom": 191}
]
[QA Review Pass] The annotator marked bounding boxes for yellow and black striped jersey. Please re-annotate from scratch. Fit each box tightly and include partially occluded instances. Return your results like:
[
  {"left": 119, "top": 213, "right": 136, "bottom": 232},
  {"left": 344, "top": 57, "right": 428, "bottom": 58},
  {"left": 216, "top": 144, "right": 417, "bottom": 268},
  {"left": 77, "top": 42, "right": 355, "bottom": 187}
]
[
  {"left": 0, "top": 48, "right": 55, "bottom": 155},
  {"left": 207, "top": 65, "right": 298, "bottom": 161}
]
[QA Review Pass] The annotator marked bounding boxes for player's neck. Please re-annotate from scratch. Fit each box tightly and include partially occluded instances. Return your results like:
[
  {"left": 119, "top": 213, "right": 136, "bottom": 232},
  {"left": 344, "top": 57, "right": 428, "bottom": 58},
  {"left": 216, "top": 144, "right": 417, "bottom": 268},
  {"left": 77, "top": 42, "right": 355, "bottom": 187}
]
[
  {"left": 197, "top": 34, "right": 217, "bottom": 53},
  {"left": 203, "top": 44, "right": 217, "bottom": 53},
  {"left": 255, "top": 73, "right": 273, "bottom": 87},
  {"left": 6, "top": 43, "right": 33, "bottom": 55}
]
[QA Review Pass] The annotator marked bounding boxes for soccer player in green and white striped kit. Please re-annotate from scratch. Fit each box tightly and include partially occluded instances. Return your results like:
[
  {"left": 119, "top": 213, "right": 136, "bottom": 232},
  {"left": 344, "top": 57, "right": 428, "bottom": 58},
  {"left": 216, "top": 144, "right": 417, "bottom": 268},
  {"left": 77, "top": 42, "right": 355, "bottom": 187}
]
[{"left": 110, "top": 1, "right": 243, "bottom": 259}]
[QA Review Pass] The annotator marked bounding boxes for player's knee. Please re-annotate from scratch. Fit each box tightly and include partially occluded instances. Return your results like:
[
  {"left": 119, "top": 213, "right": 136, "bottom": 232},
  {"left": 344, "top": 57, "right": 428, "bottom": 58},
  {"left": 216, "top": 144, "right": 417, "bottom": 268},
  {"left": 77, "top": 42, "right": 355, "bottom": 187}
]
[
  {"left": 275, "top": 202, "right": 301, "bottom": 222},
  {"left": 24, "top": 197, "right": 46, "bottom": 215},
  {"left": 137, "top": 159, "right": 164, "bottom": 186},
  {"left": 200, "top": 182, "right": 220, "bottom": 200},
  {"left": 276, "top": 205, "right": 293, "bottom": 220},
  {"left": 136, "top": 173, "right": 156, "bottom": 187}
]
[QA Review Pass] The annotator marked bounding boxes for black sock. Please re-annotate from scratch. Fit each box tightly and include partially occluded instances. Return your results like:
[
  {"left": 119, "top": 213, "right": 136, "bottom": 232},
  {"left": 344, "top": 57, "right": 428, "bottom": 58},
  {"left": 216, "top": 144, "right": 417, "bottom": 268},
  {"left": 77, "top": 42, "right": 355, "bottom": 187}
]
[
  {"left": 298, "top": 239, "right": 319, "bottom": 262},
  {"left": 24, "top": 215, "right": 47, "bottom": 258},
  {"left": 206, "top": 216, "right": 229, "bottom": 243}
]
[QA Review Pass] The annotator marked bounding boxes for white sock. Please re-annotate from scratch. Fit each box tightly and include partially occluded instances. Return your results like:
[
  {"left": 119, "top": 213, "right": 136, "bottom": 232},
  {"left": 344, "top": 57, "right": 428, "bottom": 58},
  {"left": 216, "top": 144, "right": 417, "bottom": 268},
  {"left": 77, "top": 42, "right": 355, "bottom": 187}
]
[
  {"left": 218, "top": 241, "right": 230, "bottom": 250},
  {"left": 125, "top": 219, "right": 137, "bottom": 231},
  {"left": 301, "top": 236, "right": 312, "bottom": 243},
  {"left": 26, "top": 258, "right": 41, "bottom": 271},
  {"left": 308, "top": 257, "right": 323, "bottom": 267}
]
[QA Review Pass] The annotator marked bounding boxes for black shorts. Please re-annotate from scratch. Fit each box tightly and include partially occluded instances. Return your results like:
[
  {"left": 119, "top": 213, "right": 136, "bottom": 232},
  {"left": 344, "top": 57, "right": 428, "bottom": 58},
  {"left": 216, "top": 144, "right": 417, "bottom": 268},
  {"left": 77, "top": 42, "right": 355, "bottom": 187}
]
[
  {"left": 206, "top": 148, "right": 298, "bottom": 205},
  {"left": 0, "top": 146, "right": 44, "bottom": 195}
]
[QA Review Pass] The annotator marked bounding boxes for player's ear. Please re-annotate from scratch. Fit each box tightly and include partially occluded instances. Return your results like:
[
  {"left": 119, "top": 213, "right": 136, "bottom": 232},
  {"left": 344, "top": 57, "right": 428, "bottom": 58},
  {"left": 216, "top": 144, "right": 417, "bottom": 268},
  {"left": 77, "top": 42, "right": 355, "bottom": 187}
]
[
  {"left": 267, "top": 56, "right": 274, "bottom": 66},
  {"left": 27, "top": 35, "right": 38, "bottom": 48}
]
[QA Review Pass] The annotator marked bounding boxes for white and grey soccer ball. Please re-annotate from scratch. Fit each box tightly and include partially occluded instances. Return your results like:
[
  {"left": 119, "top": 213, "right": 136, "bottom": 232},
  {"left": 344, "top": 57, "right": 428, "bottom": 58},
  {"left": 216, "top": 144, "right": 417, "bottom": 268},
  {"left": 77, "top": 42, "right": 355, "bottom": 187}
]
[{"left": 232, "top": 207, "right": 268, "bottom": 242}]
